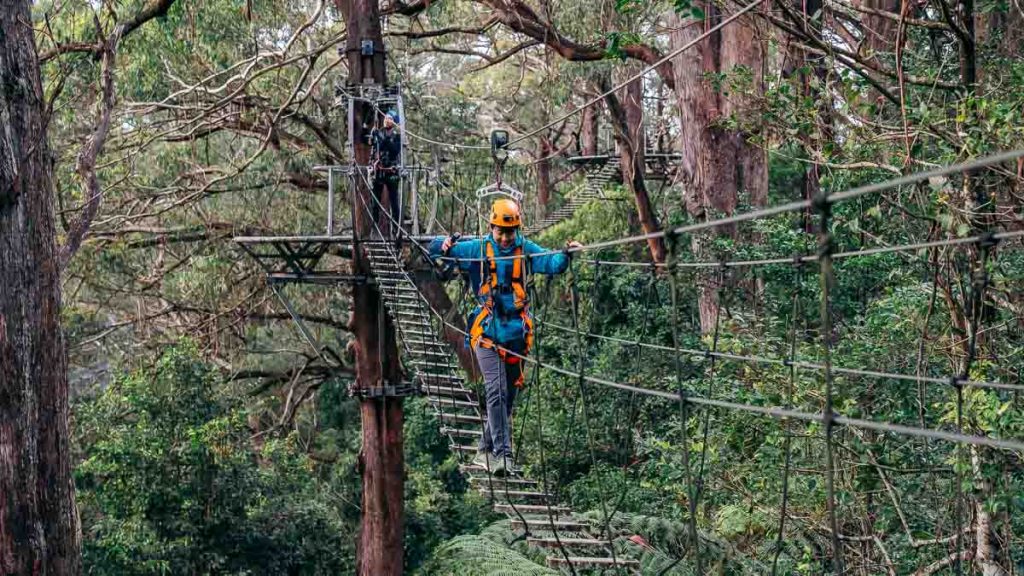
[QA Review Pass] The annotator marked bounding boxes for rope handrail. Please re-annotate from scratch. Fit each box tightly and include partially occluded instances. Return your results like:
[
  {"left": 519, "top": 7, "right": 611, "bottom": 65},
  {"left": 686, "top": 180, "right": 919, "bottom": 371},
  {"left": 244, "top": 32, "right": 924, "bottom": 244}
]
[
  {"left": 433, "top": 316, "right": 1024, "bottom": 452},
  {"left": 403, "top": 126, "right": 492, "bottom": 150},
  {"left": 533, "top": 319, "right": 1024, "bottom": 393},
  {"left": 429, "top": 149, "right": 1024, "bottom": 263},
  {"left": 363, "top": 171, "right": 1024, "bottom": 454}
]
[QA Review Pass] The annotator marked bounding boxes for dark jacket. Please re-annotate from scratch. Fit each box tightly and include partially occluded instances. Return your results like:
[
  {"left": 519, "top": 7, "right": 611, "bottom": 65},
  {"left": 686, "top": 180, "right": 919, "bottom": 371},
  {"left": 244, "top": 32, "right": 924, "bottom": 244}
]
[{"left": 371, "top": 128, "right": 402, "bottom": 168}]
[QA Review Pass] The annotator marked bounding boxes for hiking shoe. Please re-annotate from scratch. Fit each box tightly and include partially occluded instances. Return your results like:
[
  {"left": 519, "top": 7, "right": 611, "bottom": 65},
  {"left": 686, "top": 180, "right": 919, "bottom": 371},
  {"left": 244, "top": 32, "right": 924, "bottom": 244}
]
[
  {"left": 472, "top": 450, "right": 491, "bottom": 471},
  {"left": 490, "top": 456, "right": 507, "bottom": 477},
  {"left": 500, "top": 456, "right": 517, "bottom": 477}
]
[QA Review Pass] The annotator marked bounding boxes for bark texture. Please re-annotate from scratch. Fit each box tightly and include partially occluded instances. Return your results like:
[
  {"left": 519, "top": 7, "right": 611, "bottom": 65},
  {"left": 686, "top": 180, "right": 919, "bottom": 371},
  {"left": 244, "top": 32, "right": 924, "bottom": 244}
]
[
  {"left": 0, "top": 1, "right": 83, "bottom": 573},
  {"left": 668, "top": 5, "right": 767, "bottom": 332},
  {"left": 580, "top": 103, "right": 600, "bottom": 156},
  {"left": 336, "top": 0, "right": 404, "bottom": 573}
]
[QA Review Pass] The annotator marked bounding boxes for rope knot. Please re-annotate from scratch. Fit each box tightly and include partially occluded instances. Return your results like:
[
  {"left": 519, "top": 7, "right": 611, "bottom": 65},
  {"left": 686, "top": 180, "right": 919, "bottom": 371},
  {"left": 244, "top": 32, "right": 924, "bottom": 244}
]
[
  {"left": 821, "top": 407, "right": 836, "bottom": 429},
  {"left": 665, "top": 230, "right": 681, "bottom": 255},
  {"left": 817, "top": 233, "right": 835, "bottom": 258},
  {"left": 811, "top": 191, "right": 832, "bottom": 216},
  {"left": 977, "top": 230, "right": 1000, "bottom": 250},
  {"left": 792, "top": 253, "right": 806, "bottom": 267}
]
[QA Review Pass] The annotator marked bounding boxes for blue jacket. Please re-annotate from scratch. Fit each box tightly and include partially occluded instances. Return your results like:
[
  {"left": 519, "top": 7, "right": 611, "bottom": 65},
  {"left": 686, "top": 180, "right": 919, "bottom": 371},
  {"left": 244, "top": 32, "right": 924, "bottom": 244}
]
[{"left": 428, "top": 233, "right": 570, "bottom": 348}]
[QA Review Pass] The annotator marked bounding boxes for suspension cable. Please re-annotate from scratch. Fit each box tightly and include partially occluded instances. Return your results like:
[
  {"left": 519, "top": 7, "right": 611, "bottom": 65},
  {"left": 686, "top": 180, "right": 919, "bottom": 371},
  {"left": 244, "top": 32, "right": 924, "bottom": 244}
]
[
  {"left": 532, "top": 318, "right": 1024, "bottom": 393},
  {"left": 430, "top": 149, "right": 1024, "bottom": 263}
]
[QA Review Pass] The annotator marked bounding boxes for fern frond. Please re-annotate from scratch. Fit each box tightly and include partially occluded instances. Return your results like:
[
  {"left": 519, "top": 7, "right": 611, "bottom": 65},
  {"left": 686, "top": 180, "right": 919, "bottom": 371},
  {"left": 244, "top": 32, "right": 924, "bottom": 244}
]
[{"left": 420, "top": 534, "right": 558, "bottom": 576}]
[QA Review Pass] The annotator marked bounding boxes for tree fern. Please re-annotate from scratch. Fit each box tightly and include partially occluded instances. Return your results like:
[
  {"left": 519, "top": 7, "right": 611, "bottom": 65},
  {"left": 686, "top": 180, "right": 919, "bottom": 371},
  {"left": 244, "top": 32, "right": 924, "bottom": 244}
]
[{"left": 418, "top": 534, "right": 558, "bottom": 576}]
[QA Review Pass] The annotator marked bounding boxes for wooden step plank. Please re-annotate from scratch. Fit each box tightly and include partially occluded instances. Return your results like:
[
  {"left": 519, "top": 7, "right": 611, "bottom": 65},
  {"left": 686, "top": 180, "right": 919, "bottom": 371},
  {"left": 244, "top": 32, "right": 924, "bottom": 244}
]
[
  {"left": 483, "top": 489, "right": 553, "bottom": 499},
  {"left": 512, "top": 519, "right": 587, "bottom": 530},
  {"left": 427, "top": 397, "right": 477, "bottom": 408},
  {"left": 440, "top": 427, "right": 482, "bottom": 437},
  {"left": 492, "top": 504, "right": 570, "bottom": 515},
  {"left": 547, "top": 557, "right": 639, "bottom": 567},
  {"left": 528, "top": 537, "right": 607, "bottom": 548}
]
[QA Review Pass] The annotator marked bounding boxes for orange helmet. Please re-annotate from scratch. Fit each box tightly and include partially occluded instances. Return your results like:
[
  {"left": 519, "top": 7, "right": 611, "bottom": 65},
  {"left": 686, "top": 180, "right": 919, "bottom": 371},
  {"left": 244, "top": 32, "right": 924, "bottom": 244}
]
[{"left": 489, "top": 199, "right": 522, "bottom": 228}]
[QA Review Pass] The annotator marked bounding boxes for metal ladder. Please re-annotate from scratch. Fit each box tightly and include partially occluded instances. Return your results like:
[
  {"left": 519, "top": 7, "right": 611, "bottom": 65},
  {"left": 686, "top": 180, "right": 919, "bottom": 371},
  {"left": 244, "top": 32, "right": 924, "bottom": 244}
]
[
  {"left": 527, "top": 158, "right": 621, "bottom": 235},
  {"left": 361, "top": 238, "right": 639, "bottom": 574}
]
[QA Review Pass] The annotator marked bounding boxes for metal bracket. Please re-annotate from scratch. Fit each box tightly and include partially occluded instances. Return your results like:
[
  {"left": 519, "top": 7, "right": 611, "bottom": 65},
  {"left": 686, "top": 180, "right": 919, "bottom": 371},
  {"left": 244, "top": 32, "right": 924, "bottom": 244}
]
[{"left": 475, "top": 182, "right": 524, "bottom": 202}]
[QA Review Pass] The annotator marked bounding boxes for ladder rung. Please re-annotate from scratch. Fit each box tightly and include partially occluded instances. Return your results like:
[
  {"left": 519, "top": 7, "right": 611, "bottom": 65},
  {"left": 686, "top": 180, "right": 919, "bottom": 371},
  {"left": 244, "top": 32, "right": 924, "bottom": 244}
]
[
  {"left": 528, "top": 537, "right": 607, "bottom": 548},
  {"left": 484, "top": 489, "right": 553, "bottom": 500},
  {"left": 410, "top": 358, "right": 450, "bottom": 366},
  {"left": 512, "top": 519, "right": 587, "bottom": 530},
  {"left": 398, "top": 321, "right": 434, "bottom": 328},
  {"left": 469, "top": 476, "right": 538, "bottom": 487},
  {"left": 428, "top": 397, "right": 477, "bottom": 408},
  {"left": 413, "top": 344, "right": 450, "bottom": 354},
  {"left": 418, "top": 372, "right": 462, "bottom": 380},
  {"left": 460, "top": 463, "right": 523, "bottom": 475},
  {"left": 441, "top": 427, "right": 482, "bottom": 437},
  {"left": 424, "top": 385, "right": 474, "bottom": 397},
  {"left": 440, "top": 413, "right": 483, "bottom": 423},
  {"left": 493, "top": 504, "right": 571, "bottom": 515},
  {"left": 547, "top": 557, "right": 639, "bottom": 568}
]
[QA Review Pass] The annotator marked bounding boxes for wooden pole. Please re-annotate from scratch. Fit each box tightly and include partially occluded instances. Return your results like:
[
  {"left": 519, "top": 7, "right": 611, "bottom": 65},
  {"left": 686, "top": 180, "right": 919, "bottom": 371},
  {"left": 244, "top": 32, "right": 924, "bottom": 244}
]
[{"left": 335, "top": 1, "right": 405, "bottom": 574}]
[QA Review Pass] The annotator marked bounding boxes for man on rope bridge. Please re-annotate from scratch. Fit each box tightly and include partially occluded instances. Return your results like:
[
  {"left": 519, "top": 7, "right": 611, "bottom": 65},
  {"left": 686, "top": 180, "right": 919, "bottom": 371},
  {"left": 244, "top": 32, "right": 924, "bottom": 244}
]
[
  {"left": 429, "top": 199, "right": 581, "bottom": 476},
  {"left": 370, "top": 109, "right": 402, "bottom": 237}
]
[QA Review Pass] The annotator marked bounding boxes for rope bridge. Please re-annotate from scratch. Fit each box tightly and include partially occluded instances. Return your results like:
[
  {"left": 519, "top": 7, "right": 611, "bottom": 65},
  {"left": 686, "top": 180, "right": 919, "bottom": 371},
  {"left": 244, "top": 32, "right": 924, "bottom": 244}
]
[{"left": 340, "top": 148, "right": 1024, "bottom": 574}]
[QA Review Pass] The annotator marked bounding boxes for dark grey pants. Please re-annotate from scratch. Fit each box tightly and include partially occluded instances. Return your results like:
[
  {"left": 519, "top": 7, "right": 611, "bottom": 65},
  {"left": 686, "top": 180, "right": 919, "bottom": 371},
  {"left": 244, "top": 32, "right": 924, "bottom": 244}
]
[{"left": 474, "top": 344, "right": 522, "bottom": 458}]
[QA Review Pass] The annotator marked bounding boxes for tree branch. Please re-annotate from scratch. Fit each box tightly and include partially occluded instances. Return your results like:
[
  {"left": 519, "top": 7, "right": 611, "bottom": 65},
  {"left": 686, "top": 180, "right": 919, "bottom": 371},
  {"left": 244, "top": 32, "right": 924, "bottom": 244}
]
[
  {"left": 59, "top": 26, "right": 120, "bottom": 271},
  {"left": 39, "top": 0, "right": 177, "bottom": 62}
]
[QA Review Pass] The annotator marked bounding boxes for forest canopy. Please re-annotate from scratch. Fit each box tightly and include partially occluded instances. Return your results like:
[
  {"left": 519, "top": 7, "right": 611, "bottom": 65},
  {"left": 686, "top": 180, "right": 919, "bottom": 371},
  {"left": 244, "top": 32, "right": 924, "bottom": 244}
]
[{"left": 1, "top": 0, "right": 1022, "bottom": 573}]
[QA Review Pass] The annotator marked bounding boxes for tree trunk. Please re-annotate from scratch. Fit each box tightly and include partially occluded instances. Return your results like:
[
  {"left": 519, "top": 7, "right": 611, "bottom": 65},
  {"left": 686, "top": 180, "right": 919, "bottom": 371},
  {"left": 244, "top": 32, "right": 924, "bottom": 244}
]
[
  {"left": 0, "top": 2, "right": 83, "bottom": 573},
  {"left": 859, "top": 0, "right": 901, "bottom": 57},
  {"left": 972, "top": 447, "right": 1009, "bottom": 576},
  {"left": 782, "top": 0, "right": 829, "bottom": 231},
  {"left": 668, "top": 4, "right": 767, "bottom": 333},
  {"left": 601, "top": 73, "right": 666, "bottom": 264},
  {"left": 580, "top": 102, "right": 599, "bottom": 156},
  {"left": 537, "top": 137, "right": 552, "bottom": 211},
  {"left": 336, "top": 1, "right": 404, "bottom": 574}
]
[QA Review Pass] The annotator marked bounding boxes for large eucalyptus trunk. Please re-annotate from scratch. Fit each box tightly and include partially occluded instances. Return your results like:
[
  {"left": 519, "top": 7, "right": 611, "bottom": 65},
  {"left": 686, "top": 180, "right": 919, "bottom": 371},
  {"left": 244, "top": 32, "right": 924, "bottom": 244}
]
[
  {"left": 668, "top": 4, "right": 767, "bottom": 333},
  {"left": 336, "top": 0, "right": 404, "bottom": 573},
  {"left": 537, "top": 137, "right": 552, "bottom": 210},
  {"left": 580, "top": 103, "right": 600, "bottom": 155},
  {"left": 0, "top": 1, "right": 83, "bottom": 573}
]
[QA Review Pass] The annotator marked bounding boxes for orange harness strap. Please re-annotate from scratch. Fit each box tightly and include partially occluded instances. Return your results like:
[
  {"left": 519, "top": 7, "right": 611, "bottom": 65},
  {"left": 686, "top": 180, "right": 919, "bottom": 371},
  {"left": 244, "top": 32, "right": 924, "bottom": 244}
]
[{"left": 469, "top": 242, "right": 532, "bottom": 386}]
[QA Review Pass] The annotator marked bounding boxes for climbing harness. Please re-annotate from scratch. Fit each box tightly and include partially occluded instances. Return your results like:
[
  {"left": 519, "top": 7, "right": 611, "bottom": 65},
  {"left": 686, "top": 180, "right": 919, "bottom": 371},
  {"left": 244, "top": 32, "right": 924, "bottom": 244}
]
[{"left": 469, "top": 241, "right": 534, "bottom": 386}]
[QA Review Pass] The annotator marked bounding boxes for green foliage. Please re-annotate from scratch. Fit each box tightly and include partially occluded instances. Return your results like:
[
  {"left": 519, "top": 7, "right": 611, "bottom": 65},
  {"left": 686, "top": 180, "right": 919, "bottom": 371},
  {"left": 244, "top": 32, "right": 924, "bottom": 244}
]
[
  {"left": 417, "top": 534, "right": 557, "bottom": 576},
  {"left": 74, "top": 344, "right": 351, "bottom": 575}
]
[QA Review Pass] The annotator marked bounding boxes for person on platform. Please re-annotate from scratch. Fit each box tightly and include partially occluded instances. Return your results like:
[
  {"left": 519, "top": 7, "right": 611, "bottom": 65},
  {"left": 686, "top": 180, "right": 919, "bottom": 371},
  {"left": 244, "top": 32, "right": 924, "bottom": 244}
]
[{"left": 370, "top": 109, "right": 402, "bottom": 235}]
